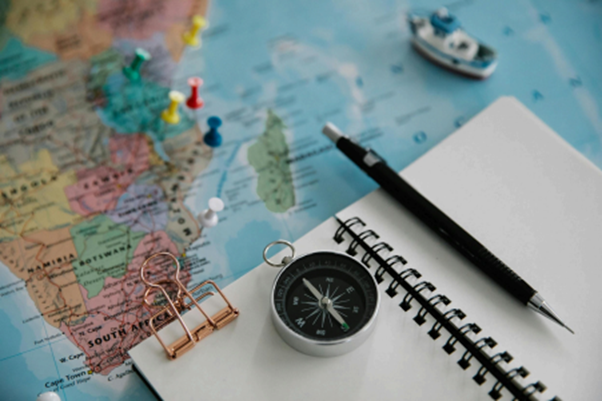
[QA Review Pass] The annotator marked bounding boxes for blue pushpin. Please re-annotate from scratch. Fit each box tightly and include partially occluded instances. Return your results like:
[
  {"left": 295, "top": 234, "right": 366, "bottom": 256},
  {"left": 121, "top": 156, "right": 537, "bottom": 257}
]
[{"left": 204, "top": 116, "right": 222, "bottom": 147}]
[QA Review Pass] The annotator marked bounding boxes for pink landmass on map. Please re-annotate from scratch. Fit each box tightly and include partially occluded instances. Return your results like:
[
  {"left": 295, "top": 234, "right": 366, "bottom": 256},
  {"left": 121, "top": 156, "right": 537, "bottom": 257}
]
[
  {"left": 64, "top": 134, "right": 150, "bottom": 216},
  {"left": 96, "top": 0, "right": 199, "bottom": 40},
  {"left": 107, "top": 183, "right": 169, "bottom": 233},
  {"left": 61, "top": 231, "right": 192, "bottom": 375},
  {"left": 109, "top": 133, "right": 151, "bottom": 166}
]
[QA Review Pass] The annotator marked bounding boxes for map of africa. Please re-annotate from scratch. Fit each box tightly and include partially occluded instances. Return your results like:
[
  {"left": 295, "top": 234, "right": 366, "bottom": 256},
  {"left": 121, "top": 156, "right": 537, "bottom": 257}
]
[{"left": 1, "top": 0, "right": 601, "bottom": 399}]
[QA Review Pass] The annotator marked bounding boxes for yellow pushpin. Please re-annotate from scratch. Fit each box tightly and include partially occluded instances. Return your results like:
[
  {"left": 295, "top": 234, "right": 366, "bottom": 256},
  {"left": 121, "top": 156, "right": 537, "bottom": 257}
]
[
  {"left": 161, "top": 91, "right": 185, "bottom": 124},
  {"left": 182, "top": 15, "right": 207, "bottom": 47}
]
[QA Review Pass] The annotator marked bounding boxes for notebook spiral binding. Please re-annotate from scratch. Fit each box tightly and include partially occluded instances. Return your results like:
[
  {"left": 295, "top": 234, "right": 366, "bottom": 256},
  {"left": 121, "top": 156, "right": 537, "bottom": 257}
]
[{"left": 334, "top": 216, "right": 561, "bottom": 401}]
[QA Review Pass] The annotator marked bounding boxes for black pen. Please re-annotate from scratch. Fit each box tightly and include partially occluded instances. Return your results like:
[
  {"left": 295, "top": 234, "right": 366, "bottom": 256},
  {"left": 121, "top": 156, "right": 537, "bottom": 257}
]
[{"left": 322, "top": 122, "right": 573, "bottom": 333}]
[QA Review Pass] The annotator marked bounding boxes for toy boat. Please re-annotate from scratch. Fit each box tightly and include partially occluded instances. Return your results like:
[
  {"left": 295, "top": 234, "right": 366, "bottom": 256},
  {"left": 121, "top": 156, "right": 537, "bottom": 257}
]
[{"left": 408, "top": 8, "right": 498, "bottom": 79}]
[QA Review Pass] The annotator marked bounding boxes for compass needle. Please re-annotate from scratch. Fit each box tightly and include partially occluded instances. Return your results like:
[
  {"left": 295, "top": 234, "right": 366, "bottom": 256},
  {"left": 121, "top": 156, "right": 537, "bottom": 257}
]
[
  {"left": 327, "top": 313, "right": 334, "bottom": 328},
  {"left": 303, "top": 278, "right": 324, "bottom": 300},
  {"left": 325, "top": 302, "right": 348, "bottom": 328}
]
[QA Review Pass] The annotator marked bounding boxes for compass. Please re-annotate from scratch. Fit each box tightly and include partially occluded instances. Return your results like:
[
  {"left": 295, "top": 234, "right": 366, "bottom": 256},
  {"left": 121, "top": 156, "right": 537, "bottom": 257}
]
[{"left": 264, "top": 240, "right": 380, "bottom": 357}]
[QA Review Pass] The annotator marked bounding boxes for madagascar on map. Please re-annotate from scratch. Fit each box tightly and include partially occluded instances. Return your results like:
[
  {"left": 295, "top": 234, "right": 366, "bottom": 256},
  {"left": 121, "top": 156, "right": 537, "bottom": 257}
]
[{"left": 1, "top": 0, "right": 601, "bottom": 399}]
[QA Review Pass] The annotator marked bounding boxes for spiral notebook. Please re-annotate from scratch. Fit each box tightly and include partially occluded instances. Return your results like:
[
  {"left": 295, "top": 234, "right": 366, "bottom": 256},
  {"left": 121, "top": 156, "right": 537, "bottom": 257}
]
[{"left": 129, "top": 97, "right": 602, "bottom": 400}]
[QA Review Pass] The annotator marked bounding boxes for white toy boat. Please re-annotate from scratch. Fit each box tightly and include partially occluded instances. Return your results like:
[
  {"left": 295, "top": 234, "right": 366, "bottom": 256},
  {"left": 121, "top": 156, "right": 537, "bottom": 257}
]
[{"left": 408, "top": 8, "right": 498, "bottom": 79}]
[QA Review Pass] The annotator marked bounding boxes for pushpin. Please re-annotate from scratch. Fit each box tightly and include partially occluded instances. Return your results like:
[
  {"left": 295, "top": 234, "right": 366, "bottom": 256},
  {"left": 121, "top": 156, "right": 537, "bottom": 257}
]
[
  {"left": 203, "top": 116, "right": 222, "bottom": 147},
  {"left": 182, "top": 15, "right": 206, "bottom": 47},
  {"left": 161, "top": 91, "right": 185, "bottom": 124},
  {"left": 123, "top": 48, "right": 151, "bottom": 81},
  {"left": 186, "top": 77, "right": 204, "bottom": 109},
  {"left": 198, "top": 197, "right": 224, "bottom": 228},
  {"left": 37, "top": 391, "right": 61, "bottom": 401}
]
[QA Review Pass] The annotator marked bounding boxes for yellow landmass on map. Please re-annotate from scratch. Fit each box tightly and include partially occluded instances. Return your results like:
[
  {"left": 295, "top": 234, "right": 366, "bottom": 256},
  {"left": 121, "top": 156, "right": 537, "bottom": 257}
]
[
  {"left": 0, "top": 149, "right": 79, "bottom": 242},
  {"left": 0, "top": 226, "right": 87, "bottom": 328},
  {"left": 5, "top": 0, "right": 112, "bottom": 60}
]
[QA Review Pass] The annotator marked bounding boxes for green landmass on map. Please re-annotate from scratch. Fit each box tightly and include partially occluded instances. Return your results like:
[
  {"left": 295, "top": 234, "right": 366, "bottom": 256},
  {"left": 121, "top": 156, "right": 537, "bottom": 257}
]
[
  {"left": 100, "top": 77, "right": 193, "bottom": 137},
  {"left": 248, "top": 109, "right": 296, "bottom": 213},
  {"left": 70, "top": 215, "right": 146, "bottom": 298}
]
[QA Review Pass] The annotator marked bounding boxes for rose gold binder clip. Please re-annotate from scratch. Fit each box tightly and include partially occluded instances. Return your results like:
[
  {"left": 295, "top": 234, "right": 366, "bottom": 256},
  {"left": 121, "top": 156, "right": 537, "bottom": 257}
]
[{"left": 139, "top": 252, "right": 239, "bottom": 360}]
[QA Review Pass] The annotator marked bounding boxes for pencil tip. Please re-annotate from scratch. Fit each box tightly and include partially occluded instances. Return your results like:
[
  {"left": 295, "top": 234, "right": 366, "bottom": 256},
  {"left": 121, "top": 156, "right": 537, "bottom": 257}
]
[{"left": 528, "top": 295, "right": 573, "bottom": 333}]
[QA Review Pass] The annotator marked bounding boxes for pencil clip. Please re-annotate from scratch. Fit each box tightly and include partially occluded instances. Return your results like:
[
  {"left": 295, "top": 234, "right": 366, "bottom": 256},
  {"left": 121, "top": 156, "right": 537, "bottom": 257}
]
[{"left": 139, "top": 252, "right": 239, "bottom": 360}]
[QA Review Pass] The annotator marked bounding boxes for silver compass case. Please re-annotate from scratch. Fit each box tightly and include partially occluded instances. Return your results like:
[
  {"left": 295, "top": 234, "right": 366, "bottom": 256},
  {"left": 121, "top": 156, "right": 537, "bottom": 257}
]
[{"left": 267, "top": 244, "right": 381, "bottom": 358}]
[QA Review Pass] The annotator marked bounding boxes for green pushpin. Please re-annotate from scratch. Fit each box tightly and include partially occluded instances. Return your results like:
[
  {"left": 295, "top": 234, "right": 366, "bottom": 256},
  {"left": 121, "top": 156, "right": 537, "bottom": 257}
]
[{"left": 123, "top": 48, "right": 151, "bottom": 81}]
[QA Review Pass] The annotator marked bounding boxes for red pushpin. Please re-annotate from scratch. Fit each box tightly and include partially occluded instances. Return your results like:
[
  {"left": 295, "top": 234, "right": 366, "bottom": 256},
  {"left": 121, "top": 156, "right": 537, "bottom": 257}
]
[{"left": 186, "top": 77, "right": 204, "bottom": 109}]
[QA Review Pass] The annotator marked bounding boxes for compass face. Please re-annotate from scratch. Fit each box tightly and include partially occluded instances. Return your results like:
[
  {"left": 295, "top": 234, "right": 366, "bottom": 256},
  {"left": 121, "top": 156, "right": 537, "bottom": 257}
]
[{"left": 272, "top": 252, "right": 379, "bottom": 343}]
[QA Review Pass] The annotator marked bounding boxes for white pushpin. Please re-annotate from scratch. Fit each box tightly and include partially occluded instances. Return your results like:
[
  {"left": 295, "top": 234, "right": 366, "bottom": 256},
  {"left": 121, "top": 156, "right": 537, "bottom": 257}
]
[
  {"left": 198, "top": 197, "right": 224, "bottom": 228},
  {"left": 37, "top": 392, "right": 61, "bottom": 401}
]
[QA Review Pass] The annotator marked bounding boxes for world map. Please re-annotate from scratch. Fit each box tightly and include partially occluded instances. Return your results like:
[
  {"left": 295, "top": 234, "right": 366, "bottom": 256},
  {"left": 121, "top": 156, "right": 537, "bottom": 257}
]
[{"left": 1, "top": 0, "right": 601, "bottom": 399}]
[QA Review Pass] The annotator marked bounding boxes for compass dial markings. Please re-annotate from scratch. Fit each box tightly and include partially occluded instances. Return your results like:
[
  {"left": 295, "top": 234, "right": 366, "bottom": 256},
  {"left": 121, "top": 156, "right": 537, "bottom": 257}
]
[
  {"left": 274, "top": 252, "right": 378, "bottom": 342},
  {"left": 330, "top": 285, "right": 340, "bottom": 300},
  {"left": 312, "top": 310, "right": 322, "bottom": 326},
  {"left": 305, "top": 307, "right": 321, "bottom": 320},
  {"left": 303, "top": 293, "right": 317, "bottom": 301}
]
